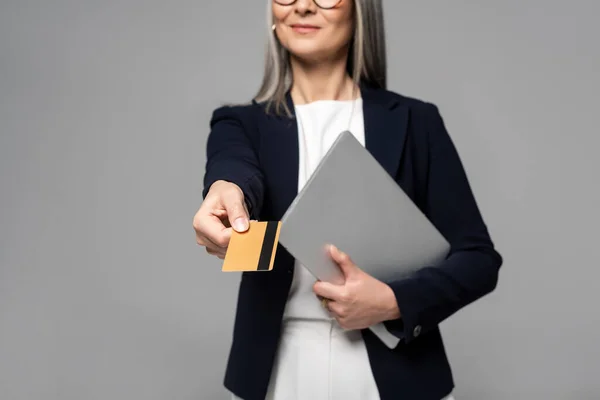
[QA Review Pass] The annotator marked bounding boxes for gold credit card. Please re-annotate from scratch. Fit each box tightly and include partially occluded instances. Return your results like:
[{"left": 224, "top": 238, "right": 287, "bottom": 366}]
[{"left": 222, "top": 221, "right": 281, "bottom": 272}]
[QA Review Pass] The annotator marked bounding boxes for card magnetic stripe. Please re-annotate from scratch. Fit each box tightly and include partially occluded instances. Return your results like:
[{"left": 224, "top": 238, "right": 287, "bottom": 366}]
[{"left": 257, "top": 221, "right": 279, "bottom": 271}]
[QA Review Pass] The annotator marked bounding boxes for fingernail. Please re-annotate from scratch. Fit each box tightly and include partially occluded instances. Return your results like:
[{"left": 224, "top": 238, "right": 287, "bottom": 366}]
[{"left": 233, "top": 218, "right": 248, "bottom": 232}]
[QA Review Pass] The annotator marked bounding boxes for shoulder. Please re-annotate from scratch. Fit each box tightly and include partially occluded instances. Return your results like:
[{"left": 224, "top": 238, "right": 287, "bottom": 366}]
[
  {"left": 207, "top": 101, "right": 267, "bottom": 142},
  {"left": 373, "top": 87, "right": 441, "bottom": 117},
  {"left": 372, "top": 87, "right": 452, "bottom": 146},
  {"left": 209, "top": 102, "right": 255, "bottom": 125},
  {"left": 363, "top": 85, "right": 446, "bottom": 132}
]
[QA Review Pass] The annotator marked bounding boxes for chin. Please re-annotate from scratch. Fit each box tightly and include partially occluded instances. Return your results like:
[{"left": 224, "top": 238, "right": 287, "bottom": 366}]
[{"left": 287, "top": 44, "right": 333, "bottom": 63}]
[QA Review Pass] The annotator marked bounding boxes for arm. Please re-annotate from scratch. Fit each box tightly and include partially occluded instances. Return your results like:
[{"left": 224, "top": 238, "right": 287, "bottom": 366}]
[
  {"left": 384, "top": 104, "right": 503, "bottom": 344},
  {"left": 202, "top": 106, "right": 265, "bottom": 219}
]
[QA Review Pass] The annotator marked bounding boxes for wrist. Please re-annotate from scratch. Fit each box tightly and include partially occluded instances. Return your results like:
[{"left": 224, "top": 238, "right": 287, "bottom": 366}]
[
  {"left": 382, "top": 284, "right": 401, "bottom": 321},
  {"left": 210, "top": 179, "right": 235, "bottom": 191}
]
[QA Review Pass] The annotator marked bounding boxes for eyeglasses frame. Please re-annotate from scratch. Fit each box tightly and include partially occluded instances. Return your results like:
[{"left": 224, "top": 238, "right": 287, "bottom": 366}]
[{"left": 273, "top": 0, "right": 344, "bottom": 11}]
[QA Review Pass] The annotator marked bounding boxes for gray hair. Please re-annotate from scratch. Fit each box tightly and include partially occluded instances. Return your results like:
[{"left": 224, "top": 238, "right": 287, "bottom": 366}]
[{"left": 255, "top": 0, "right": 386, "bottom": 116}]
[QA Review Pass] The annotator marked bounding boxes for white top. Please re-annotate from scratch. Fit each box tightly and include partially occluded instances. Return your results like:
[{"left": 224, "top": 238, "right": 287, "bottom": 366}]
[
  {"left": 281, "top": 98, "right": 400, "bottom": 348},
  {"left": 283, "top": 98, "right": 365, "bottom": 320}
]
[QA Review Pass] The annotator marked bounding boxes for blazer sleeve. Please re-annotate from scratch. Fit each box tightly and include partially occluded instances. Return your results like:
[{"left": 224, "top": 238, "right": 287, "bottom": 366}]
[
  {"left": 202, "top": 106, "right": 265, "bottom": 219},
  {"left": 383, "top": 103, "right": 503, "bottom": 345}
]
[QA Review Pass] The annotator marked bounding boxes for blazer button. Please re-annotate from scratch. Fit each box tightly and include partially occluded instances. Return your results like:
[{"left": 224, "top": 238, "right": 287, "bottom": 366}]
[{"left": 413, "top": 325, "right": 422, "bottom": 338}]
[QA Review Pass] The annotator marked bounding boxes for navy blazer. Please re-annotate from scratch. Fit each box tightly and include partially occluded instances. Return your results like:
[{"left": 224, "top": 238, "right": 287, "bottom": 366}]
[{"left": 202, "top": 83, "right": 502, "bottom": 400}]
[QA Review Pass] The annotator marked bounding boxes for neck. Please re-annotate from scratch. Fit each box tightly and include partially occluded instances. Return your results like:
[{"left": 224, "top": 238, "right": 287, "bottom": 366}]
[{"left": 289, "top": 52, "right": 358, "bottom": 104}]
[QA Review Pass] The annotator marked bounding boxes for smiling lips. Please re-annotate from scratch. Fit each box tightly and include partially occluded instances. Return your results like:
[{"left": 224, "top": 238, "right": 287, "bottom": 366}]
[{"left": 290, "top": 24, "right": 320, "bottom": 33}]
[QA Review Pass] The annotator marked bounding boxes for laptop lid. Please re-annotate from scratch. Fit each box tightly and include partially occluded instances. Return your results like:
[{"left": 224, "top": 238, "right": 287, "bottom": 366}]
[{"left": 279, "top": 131, "right": 449, "bottom": 285}]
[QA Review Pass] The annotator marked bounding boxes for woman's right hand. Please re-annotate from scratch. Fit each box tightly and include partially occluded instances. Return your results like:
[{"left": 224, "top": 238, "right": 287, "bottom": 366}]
[{"left": 193, "top": 180, "right": 250, "bottom": 259}]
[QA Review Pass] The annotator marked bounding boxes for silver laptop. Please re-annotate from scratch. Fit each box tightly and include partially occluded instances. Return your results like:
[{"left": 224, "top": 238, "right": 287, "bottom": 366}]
[{"left": 279, "top": 131, "right": 450, "bottom": 286}]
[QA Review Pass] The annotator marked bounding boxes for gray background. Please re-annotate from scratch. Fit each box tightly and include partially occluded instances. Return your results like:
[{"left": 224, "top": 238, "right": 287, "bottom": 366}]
[{"left": 1, "top": 0, "right": 599, "bottom": 399}]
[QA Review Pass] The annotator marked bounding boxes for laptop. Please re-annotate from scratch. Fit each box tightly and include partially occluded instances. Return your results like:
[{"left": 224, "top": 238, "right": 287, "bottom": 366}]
[
  {"left": 279, "top": 130, "right": 450, "bottom": 287},
  {"left": 278, "top": 131, "right": 450, "bottom": 348}
]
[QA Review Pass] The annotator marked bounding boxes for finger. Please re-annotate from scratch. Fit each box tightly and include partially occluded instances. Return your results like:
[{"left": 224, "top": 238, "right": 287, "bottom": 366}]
[
  {"left": 206, "top": 246, "right": 224, "bottom": 256},
  {"left": 327, "top": 301, "right": 346, "bottom": 319},
  {"left": 197, "top": 229, "right": 229, "bottom": 250},
  {"left": 313, "top": 280, "right": 345, "bottom": 301},
  {"left": 222, "top": 188, "right": 249, "bottom": 233},
  {"left": 328, "top": 245, "right": 358, "bottom": 277},
  {"left": 203, "top": 238, "right": 227, "bottom": 255},
  {"left": 335, "top": 316, "right": 352, "bottom": 330},
  {"left": 197, "top": 213, "right": 233, "bottom": 248},
  {"left": 194, "top": 201, "right": 233, "bottom": 244},
  {"left": 319, "top": 297, "right": 331, "bottom": 311},
  {"left": 206, "top": 247, "right": 226, "bottom": 259},
  {"left": 197, "top": 226, "right": 231, "bottom": 250},
  {"left": 327, "top": 306, "right": 350, "bottom": 329}
]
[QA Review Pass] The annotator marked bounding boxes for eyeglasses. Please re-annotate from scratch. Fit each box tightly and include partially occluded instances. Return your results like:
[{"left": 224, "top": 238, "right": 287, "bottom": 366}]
[{"left": 273, "top": 0, "right": 343, "bottom": 11}]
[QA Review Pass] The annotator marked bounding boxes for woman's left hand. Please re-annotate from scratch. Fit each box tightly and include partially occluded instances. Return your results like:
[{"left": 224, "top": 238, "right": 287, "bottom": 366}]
[{"left": 313, "top": 245, "right": 401, "bottom": 330}]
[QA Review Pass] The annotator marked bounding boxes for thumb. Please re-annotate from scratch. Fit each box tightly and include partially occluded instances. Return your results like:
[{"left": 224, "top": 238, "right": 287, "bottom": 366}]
[
  {"left": 222, "top": 189, "right": 249, "bottom": 233},
  {"left": 328, "top": 245, "right": 359, "bottom": 277}
]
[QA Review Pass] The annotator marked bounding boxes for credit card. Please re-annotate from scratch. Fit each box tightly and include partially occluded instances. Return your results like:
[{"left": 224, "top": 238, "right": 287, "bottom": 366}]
[{"left": 222, "top": 221, "right": 281, "bottom": 272}]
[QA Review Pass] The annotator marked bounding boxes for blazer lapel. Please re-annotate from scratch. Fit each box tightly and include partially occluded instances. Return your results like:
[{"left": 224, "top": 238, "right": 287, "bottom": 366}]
[
  {"left": 255, "top": 86, "right": 409, "bottom": 218},
  {"left": 255, "top": 93, "right": 299, "bottom": 218},
  {"left": 362, "top": 85, "right": 409, "bottom": 178}
]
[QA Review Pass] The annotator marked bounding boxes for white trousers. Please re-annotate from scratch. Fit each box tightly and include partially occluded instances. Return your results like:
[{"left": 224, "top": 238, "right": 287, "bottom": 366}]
[{"left": 231, "top": 319, "right": 455, "bottom": 400}]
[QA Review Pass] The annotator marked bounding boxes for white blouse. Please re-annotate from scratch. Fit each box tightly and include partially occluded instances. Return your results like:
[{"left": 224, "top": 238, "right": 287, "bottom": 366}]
[
  {"left": 283, "top": 97, "right": 365, "bottom": 320},
  {"left": 282, "top": 98, "right": 400, "bottom": 348}
]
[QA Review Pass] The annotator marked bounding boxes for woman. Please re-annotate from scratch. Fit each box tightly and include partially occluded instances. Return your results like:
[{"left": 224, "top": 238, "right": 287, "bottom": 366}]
[{"left": 193, "top": 0, "right": 502, "bottom": 399}]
